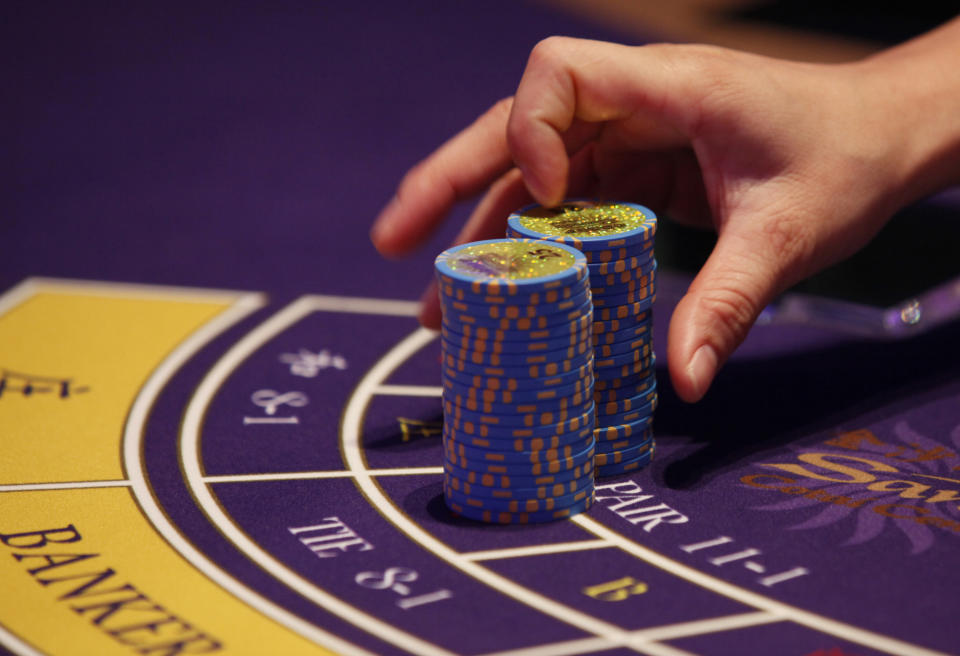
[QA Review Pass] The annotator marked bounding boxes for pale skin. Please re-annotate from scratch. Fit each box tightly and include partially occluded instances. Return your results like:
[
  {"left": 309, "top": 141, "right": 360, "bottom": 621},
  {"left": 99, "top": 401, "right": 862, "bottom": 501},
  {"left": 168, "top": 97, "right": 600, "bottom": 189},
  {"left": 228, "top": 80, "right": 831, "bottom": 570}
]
[{"left": 371, "top": 18, "right": 960, "bottom": 402}]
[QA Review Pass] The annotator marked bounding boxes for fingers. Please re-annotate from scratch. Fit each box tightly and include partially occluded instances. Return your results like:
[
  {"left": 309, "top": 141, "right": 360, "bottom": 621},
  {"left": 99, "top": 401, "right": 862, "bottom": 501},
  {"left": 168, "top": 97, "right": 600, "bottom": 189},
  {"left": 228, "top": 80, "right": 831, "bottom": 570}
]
[
  {"left": 375, "top": 36, "right": 705, "bottom": 256},
  {"left": 371, "top": 98, "right": 515, "bottom": 257},
  {"left": 418, "top": 279, "right": 442, "bottom": 330},
  {"left": 508, "top": 37, "right": 694, "bottom": 206},
  {"left": 417, "top": 142, "right": 611, "bottom": 329},
  {"left": 451, "top": 169, "right": 532, "bottom": 246},
  {"left": 666, "top": 216, "right": 812, "bottom": 402},
  {"left": 415, "top": 169, "right": 533, "bottom": 330}
]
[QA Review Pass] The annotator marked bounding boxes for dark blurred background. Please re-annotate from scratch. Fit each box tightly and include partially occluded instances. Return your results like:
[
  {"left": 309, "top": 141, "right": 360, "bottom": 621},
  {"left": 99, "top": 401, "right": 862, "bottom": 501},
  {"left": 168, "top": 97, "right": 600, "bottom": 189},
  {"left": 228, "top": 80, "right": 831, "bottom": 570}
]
[{"left": 4, "top": 1, "right": 958, "bottom": 309}]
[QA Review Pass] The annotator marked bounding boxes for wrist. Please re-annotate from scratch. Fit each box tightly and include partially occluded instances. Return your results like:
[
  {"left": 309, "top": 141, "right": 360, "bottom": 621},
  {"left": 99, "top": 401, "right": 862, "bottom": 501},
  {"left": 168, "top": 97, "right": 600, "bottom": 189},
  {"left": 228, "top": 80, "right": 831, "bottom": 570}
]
[{"left": 853, "top": 20, "right": 960, "bottom": 207}]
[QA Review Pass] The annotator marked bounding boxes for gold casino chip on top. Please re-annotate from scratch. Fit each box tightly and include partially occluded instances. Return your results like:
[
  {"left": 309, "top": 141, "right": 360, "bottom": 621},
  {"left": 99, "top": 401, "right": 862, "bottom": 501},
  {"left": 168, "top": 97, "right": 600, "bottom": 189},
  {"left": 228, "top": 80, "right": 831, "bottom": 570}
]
[
  {"left": 435, "top": 238, "right": 588, "bottom": 296},
  {"left": 507, "top": 200, "right": 657, "bottom": 250}
]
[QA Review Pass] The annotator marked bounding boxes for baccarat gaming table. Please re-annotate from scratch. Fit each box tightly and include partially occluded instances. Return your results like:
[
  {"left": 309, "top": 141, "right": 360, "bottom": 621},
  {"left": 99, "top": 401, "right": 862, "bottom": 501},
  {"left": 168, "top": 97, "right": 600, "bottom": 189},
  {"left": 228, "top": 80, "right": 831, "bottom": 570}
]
[{"left": 3, "top": 3, "right": 959, "bottom": 655}]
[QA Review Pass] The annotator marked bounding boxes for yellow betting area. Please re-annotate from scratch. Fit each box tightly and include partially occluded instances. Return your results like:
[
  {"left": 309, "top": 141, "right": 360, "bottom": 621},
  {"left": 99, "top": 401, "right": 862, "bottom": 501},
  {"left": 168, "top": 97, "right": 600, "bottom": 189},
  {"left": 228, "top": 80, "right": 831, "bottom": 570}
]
[
  {"left": 0, "top": 487, "right": 324, "bottom": 655},
  {"left": 0, "top": 284, "right": 230, "bottom": 483},
  {"left": 0, "top": 281, "right": 334, "bottom": 655}
]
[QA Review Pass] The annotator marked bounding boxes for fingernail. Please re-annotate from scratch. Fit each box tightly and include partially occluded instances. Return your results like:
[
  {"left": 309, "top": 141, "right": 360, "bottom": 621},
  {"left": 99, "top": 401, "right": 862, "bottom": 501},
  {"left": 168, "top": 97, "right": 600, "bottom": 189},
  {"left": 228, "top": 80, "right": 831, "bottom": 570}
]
[
  {"left": 370, "top": 198, "right": 398, "bottom": 247},
  {"left": 517, "top": 164, "right": 550, "bottom": 207},
  {"left": 369, "top": 221, "right": 386, "bottom": 248},
  {"left": 687, "top": 344, "right": 718, "bottom": 401},
  {"left": 516, "top": 163, "right": 537, "bottom": 196},
  {"left": 417, "top": 283, "right": 441, "bottom": 329}
]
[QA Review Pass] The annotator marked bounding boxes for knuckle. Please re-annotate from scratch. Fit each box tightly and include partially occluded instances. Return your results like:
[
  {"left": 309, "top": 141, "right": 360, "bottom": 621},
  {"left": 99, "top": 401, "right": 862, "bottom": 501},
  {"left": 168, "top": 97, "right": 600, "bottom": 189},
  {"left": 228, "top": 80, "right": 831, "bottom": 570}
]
[
  {"left": 490, "top": 96, "right": 518, "bottom": 147},
  {"left": 505, "top": 110, "right": 527, "bottom": 150},
  {"left": 395, "top": 167, "right": 417, "bottom": 200},
  {"left": 528, "top": 36, "right": 573, "bottom": 66},
  {"left": 760, "top": 212, "right": 817, "bottom": 279},
  {"left": 399, "top": 162, "right": 451, "bottom": 205},
  {"left": 697, "top": 284, "right": 760, "bottom": 347},
  {"left": 643, "top": 43, "right": 752, "bottom": 134},
  {"left": 490, "top": 96, "right": 514, "bottom": 120},
  {"left": 669, "top": 43, "right": 745, "bottom": 86},
  {"left": 397, "top": 162, "right": 426, "bottom": 195}
]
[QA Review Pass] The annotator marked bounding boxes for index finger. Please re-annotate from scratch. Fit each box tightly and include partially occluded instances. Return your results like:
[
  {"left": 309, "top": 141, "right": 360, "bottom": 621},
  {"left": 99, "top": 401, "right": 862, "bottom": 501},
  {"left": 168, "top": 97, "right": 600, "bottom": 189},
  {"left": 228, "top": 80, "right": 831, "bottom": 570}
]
[{"left": 371, "top": 98, "right": 516, "bottom": 257}]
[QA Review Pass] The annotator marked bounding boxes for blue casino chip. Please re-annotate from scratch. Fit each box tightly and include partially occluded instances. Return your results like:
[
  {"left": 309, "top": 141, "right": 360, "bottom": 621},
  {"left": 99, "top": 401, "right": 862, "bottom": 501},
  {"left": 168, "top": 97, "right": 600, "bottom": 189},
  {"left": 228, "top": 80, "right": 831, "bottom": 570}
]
[
  {"left": 439, "top": 288, "right": 591, "bottom": 321},
  {"left": 443, "top": 469, "right": 594, "bottom": 499},
  {"left": 593, "top": 368, "right": 656, "bottom": 392},
  {"left": 442, "top": 312, "right": 593, "bottom": 343},
  {"left": 595, "top": 385, "right": 658, "bottom": 416},
  {"left": 442, "top": 424, "right": 595, "bottom": 453},
  {"left": 594, "top": 335, "right": 653, "bottom": 358},
  {"left": 595, "top": 402, "right": 657, "bottom": 429},
  {"left": 442, "top": 483, "right": 593, "bottom": 514},
  {"left": 592, "top": 309, "right": 652, "bottom": 334},
  {"left": 443, "top": 458, "right": 593, "bottom": 487},
  {"left": 442, "top": 480, "right": 593, "bottom": 513},
  {"left": 593, "top": 428, "right": 653, "bottom": 453},
  {"left": 442, "top": 297, "right": 593, "bottom": 332},
  {"left": 593, "top": 343, "right": 653, "bottom": 369},
  {"left": 594, "top": 298, "right": 657, "bottom": 322},
  {"left": 592, "top": 318, "right": 652, "bottom": 339},
  {"left": 589, "top": 277, "right": 655, "bottom": 300},
  {"left": 593, "top": 439, "right": 653, "bottom": 468},
  {"left": 444, "top": 444, "right": 595, "bottom": 477},
  {"left": 445, "top": 493, "right": 594, "bottom": 524},
  {"left": 442, "top": 326, "right": 591, "bottom": 354},
  {"left": 593, "top": 326, "right": 652, "bottom": 348},
  {"left": 441, "top": 346, "right": 593, "bottom": 379},
  {"left": 443, "top": 394, "right": 594, "bottom": 426},
  {"left": 442, "top": 337, "right": 592, "bottom": 367},
  {"left": 593, "top": 357, "right": 655, "bottom": 381},
  {"left": 442, "top": 354, "right": 594, "bottom": 382},
  {"left": 591, "top": 259, "right": 656, "bottom": 282},
  {"left": 444, "top": 403, "right": 595, "bottom": 439},
  {"left": 595, "top": 448, "right": 653, "bottom": 478},
  {"left": 443, "top": 387, "right": 593, "bottom": 416},
  {"left": 588, "top": 256, "right": 657, "bottom": 279},
  {"left": 443, "top": 431, "right": 595, "bottom": 464},
  {"left": 595, "top": 401, "right": 656, "bottom": 428},
  {"left": 593, "top": 437, "right": 653, "bottom": 466},
  {"left": 591, "top": 287, "right": 656, "bottom": 308},
  {"left": 439, "top": 278, "right": 589, "bottom": 307},
  {"left": 442, "top": 327, "right": 592, "bottom": 355},
  {"left": 593, "top": 374, "right": 657, "bottom": 405},
  {"left": 594, "top": 414, "right": 654, "bottom": 442},
  {"left": 592, "top": 240, "right": 649, "bottom": 259},
  {"left": 441, "top": 374, "right": 593, "bottom": 405},
  {"left": 590, "top": 266, "right": 656, "bottom": 292},
  {"left": 442, "top": 396, "right": 594, "bottom": 428},
  {"left": 441, "top": 362, "right": 594, "bottom": 391}
]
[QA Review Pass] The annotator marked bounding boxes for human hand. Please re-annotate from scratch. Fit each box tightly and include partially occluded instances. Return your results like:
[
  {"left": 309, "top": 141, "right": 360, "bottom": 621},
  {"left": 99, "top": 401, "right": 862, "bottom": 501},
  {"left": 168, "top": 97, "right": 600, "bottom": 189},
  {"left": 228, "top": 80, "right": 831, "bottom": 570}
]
[{"left": 371, "top": 26, "right": 960, "bottom": 402}]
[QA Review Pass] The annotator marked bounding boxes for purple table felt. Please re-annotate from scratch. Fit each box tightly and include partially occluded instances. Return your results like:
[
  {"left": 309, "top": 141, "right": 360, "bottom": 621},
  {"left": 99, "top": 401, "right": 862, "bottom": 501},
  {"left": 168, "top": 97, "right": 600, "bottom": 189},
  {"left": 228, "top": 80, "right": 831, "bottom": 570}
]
[{"left": 3, "top": 2, "right": 959, "bottom": 656}]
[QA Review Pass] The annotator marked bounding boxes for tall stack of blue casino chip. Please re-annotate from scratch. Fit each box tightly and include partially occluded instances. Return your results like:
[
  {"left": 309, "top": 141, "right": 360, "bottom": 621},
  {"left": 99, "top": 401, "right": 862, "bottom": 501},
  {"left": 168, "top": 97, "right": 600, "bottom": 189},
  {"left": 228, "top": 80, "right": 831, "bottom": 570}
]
[
  {"left": 507, "top": 201, "right": 658, "bottom": 477},
  {"left": 435, "top": 238, "right": 596, "bottom": 523}
]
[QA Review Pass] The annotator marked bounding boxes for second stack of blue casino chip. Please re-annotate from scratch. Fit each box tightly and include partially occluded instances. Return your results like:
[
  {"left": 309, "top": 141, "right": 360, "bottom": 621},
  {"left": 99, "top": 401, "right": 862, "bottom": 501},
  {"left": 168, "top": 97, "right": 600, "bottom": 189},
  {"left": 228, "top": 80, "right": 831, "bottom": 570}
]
[
  {"left": 507, "top": 201, "right": 658, "bottom": 477},
  {"left": 435, "top": 238, "right": 596, "bottom": 524}
]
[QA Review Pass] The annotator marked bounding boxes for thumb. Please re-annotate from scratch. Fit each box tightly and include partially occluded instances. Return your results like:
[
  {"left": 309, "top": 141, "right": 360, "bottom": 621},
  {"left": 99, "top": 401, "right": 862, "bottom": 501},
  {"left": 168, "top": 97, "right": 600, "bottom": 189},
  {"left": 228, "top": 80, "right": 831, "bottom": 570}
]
[{"left": 667, "top": 225, "right": 800, "bottom": 403}]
